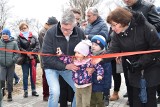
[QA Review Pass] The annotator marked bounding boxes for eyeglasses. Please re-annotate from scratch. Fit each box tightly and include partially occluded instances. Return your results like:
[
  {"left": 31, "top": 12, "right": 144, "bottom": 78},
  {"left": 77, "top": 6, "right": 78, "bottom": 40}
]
[
  {"left": 61, "top": 27, "right": 73, "bottom": 33},
  {"left": 21, "top": 27, "right": 28, "bottom": 30},
  {"left": 111, "top": 23, "right": 118, "bottom": 28}
]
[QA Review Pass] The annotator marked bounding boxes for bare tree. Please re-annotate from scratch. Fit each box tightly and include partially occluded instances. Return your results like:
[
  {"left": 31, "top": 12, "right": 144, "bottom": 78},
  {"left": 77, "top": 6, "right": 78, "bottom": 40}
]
[
  {"left": 0, "top": 0, "right": 12, "bottom": 29},
  {"left": 67, "top": 0, "right": 103, "bottom": 19}
]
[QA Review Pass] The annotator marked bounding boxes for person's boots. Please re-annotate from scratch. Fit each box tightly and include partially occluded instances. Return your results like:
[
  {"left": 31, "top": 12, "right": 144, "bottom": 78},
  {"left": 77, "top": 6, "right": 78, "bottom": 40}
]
[
  {"left": 109, "top": 91, "right": 119, "bottom": 101},
  {"left": 7, "top": 92, "right": 12, "bottom": 101},
  {"left": 2, "top": 88, "right": 6, "bottom": 97},
  {"left": 104, "top": 95, "right": 109, "bottom": 106}
]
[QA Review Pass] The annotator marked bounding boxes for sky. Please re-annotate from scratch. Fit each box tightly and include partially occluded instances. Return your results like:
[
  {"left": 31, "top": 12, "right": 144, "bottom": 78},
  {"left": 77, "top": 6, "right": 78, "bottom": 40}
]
[
  {"left": 8, "top": 0, "right": 68, "bottom": 24},
  {"left": 7, "top": 0, "right": 160, "bottom": 26}
]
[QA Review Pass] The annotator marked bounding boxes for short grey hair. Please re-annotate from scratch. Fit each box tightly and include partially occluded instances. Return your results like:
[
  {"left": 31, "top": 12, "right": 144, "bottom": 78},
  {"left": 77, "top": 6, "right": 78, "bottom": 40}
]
[
  {"left": 86, "top": 7, "right": 99, "bottom": 16},
  {"left": 61, "top": 9, "right": 76, "bottom": 25}
]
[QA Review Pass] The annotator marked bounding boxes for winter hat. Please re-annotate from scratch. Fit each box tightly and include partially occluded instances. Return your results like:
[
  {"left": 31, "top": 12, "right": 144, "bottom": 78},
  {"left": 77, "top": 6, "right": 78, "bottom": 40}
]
[
  {"left": 74, "top": 40, "right": 92, "bottom": 56},
  {"left": 91, "top": 35, "right": 106, "bottom": 49},
  {"left": 2, "top": 28, "right": 11, "bottom": 37},
  {"left": 46, "top": 16, "right": 58, "bottom": 25}
]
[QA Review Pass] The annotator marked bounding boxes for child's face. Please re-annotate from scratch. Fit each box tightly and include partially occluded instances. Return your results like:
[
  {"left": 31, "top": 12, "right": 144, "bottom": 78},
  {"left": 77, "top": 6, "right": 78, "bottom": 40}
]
[
  {"left": 2, "top": 34, "right": 9, "bottom": 41},
  {"left": 91, "top": 42, "right": 102, "bottom": 52},
  {"left": 75, "top": 51, "right": 85, "bottom": 60}
]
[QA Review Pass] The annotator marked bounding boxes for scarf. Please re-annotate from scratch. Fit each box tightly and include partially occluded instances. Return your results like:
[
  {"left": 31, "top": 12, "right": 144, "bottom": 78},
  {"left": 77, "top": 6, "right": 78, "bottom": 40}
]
[{"left": 21, "top": 31, "right": 29, "bottom": 40}]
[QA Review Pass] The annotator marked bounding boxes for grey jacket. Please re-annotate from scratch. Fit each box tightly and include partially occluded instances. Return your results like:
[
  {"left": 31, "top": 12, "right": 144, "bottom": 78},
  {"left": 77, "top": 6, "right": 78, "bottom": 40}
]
[{"left": 0, "top": 39, "right": 19, "bottom": 67}]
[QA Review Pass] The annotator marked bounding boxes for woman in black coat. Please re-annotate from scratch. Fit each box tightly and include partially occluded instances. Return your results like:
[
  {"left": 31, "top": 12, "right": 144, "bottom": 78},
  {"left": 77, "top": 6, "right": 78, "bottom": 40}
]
[{"left": 106, "top": 7, "right": 160, "bottom": 107}]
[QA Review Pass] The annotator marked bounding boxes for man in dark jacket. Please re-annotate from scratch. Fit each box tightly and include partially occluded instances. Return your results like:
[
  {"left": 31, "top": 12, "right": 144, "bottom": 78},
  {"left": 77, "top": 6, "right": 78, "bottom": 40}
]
[
  {"left": 42, "top": 9, "right": 85, "bottom": 107},
  {"left": 123, "top": 0, "right": 160, "bottom": 104},
  {"left": 38, "top": 16, "right": 58, "bottom": 101},
  {"left": 85, "top": 7, "right": 108, "bottom": 40}
]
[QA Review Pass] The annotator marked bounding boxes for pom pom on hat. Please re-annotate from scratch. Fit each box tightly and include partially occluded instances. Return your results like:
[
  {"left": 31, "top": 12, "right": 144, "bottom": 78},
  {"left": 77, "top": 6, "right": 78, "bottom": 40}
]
[
  {"left": 91, "top": 35, "right": 106, "bottom": 49},
  {"left": 74, "top": 40, "right": 92, "bottom": 56}
]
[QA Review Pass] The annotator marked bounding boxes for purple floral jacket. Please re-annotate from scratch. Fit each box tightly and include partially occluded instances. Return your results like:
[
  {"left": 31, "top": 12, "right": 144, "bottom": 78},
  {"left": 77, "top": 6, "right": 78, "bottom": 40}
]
[{"left": 59, "top": 55, "right": 104, "bottom": 85}]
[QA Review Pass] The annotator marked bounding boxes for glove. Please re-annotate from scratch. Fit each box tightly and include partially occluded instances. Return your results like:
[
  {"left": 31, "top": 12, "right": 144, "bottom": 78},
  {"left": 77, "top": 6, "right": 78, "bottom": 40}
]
[{"left": 130, "top": 61, "right": 143, "bottom": 73}]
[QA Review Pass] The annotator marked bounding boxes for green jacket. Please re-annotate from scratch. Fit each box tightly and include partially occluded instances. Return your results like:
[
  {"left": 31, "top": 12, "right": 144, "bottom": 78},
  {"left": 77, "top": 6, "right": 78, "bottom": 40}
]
[{"left": 0, "top": 39, "right": 19, "bottom": 67}]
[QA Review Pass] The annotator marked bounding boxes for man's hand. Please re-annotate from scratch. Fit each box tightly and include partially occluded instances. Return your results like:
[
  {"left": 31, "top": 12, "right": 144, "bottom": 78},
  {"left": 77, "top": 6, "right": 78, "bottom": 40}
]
[
  {"left": 65, "top": 64, "right": 79, "bottom": 72},
  {"left": 86, "top": 68, "right": 95, "bottom": 76},
  {"left": 56, "top": 47, "right": 62, "bottom": 56},
  {"left": 116, "top": 57, "right": 122, "bottom": 64},
  {"left": 27, "top": 54, "right": 34, "bottom": 59}
]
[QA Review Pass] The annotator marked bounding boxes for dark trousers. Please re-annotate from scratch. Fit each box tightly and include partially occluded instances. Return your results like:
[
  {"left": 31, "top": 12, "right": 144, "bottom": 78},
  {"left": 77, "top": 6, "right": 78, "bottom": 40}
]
[
  {"left": 111, "top": 59, "right": 121, "bottom": 92},
  {"left": 59, "top": 75, "right": 74, "bottom": 107},
  {"left": 42, "top": 69, "right": 49, "bottom": 97},
  {"left": 0, "top": 65, "right": 15, "bottom": 93},
  {"left": 122, "top": 58, "right": 157, "bottom": 107},
  {"left": 14, "top": 72, "right": 19, "bottom": 82},
  {"left": 156, "top": 85, "right": 160, "bottom": 97},
  {"left": 0, "top": 81, "right": 2, "bottom": 106},
  {"left": 129, "top": 86, "right": 157, "bottom": 107},
  {"left": 122, "top": 57, "right": 133, "bottom": 105}
]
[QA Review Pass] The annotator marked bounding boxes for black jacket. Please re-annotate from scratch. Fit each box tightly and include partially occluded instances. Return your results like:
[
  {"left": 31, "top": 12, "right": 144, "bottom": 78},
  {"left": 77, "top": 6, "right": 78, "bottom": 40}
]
[
  {"left": 42, "top": 22, "right": 85, "bottom": 70},
  {"left": 127, "top": 0, "right": 160, "bottom": 32},
  {"left": 108, "top": 12, "right": 160, "bottom": 88},
  {"left": 17, "top": 32, "right": 40, "bottom": 64}
]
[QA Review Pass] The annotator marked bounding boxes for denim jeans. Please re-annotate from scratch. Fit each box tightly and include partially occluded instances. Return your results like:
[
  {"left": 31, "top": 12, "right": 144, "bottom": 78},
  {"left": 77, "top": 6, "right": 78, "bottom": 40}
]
[
  {"left": 45, "top": 69, "right": 76, "bottom": 107},
  {"left": 14, "top": 72, "right": 19, "bottom": 82},
  {"left": 158, "top": 32, "right": 160, "bottom": 38},
  {"left": 22, "top": 63, "right": 35, "bottom": 91}
]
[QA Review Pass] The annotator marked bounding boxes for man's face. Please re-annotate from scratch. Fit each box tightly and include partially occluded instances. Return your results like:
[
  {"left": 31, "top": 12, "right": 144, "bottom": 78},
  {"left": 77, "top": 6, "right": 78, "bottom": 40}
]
[
  {"left": 123, "top": 0, "right": 137, "bottom": 6},
  {"left": 60, "top": 23, "right": 74, "bottom": 36},
  {"left": 74, "top": 13, "right": 81, "bottom": 24},
  {"left": 86, "top": 11, "right": 97, "bottom": 24}
]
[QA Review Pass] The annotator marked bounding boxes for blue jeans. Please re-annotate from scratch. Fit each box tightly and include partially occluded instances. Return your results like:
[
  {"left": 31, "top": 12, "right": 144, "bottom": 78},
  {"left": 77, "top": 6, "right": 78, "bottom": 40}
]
[
  {"left": 45, "top": 69, "right": 76, "bottom": 107},
  {"left": 22, "top": 63, "right": 35, "bottom": 91},
  {"left": 14, "top": 72, "right": 19, "bottom": 82},
  {"left": 158, "top": 32, "right": 160, "bottom": 38}
]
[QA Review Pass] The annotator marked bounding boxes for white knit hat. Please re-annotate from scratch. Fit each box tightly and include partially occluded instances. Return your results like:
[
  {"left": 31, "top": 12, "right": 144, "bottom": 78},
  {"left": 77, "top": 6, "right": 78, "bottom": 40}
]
[{"left": 74, "top": 40, "right": 92, "bottom": 56}]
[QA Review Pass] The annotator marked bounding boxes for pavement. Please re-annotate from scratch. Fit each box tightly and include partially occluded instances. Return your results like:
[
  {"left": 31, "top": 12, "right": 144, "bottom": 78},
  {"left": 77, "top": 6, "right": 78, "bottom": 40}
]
[{"left": 2, "top": 74, "right": 160, "bottom": 107}]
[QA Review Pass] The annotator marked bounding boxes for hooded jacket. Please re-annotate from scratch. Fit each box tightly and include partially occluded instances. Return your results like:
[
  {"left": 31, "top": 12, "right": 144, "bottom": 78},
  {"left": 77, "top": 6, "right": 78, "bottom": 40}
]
[
  {"left": 108, "top": 12, "right": 160, "bottom": 88},
  {"left": 0, "top": 38, "right": 19, "bottom": 67}
]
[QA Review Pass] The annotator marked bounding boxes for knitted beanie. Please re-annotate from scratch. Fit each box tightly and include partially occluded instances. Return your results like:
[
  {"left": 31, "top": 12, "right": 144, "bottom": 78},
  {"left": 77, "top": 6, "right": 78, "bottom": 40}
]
[
  {"left": 74, "top": 40, "right": 92, "bottom": 56},
  {"left": 47, "top": 16, "right": 58, "bottom": 25},
  {"left": 2, "top": 28, "right": 11, "bottom": 37},
  {"left": 91, "top": 35, "right": 106, "bottom": 49}
]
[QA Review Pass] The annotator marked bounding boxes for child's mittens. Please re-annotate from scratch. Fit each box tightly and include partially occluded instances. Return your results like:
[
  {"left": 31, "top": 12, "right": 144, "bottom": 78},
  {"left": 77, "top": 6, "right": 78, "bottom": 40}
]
[{"left": 97, "top": 75, "right": 103, "bottom": 81}]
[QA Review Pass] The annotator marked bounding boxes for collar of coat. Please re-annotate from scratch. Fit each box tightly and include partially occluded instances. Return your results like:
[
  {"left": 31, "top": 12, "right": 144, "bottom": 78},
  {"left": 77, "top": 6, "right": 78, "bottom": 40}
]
[{"left": 19, "top": 32, "right": 33, "bottom": 38}]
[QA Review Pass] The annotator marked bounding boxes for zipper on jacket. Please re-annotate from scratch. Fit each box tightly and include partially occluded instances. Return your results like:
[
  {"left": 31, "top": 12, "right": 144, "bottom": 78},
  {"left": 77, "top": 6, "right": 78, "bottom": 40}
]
[
  {"left": 5, "top": 42, "right": 7, "bottom": 66},
  {"left": 134, "top": 27, "right": 137, "bottom": 50}
]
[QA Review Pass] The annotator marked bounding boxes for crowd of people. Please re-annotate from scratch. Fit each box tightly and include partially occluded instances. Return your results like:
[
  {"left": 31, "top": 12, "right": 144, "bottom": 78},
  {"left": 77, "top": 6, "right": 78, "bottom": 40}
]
[{"left": 0, "top": 0, "right": 160, "bottom": 107}]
